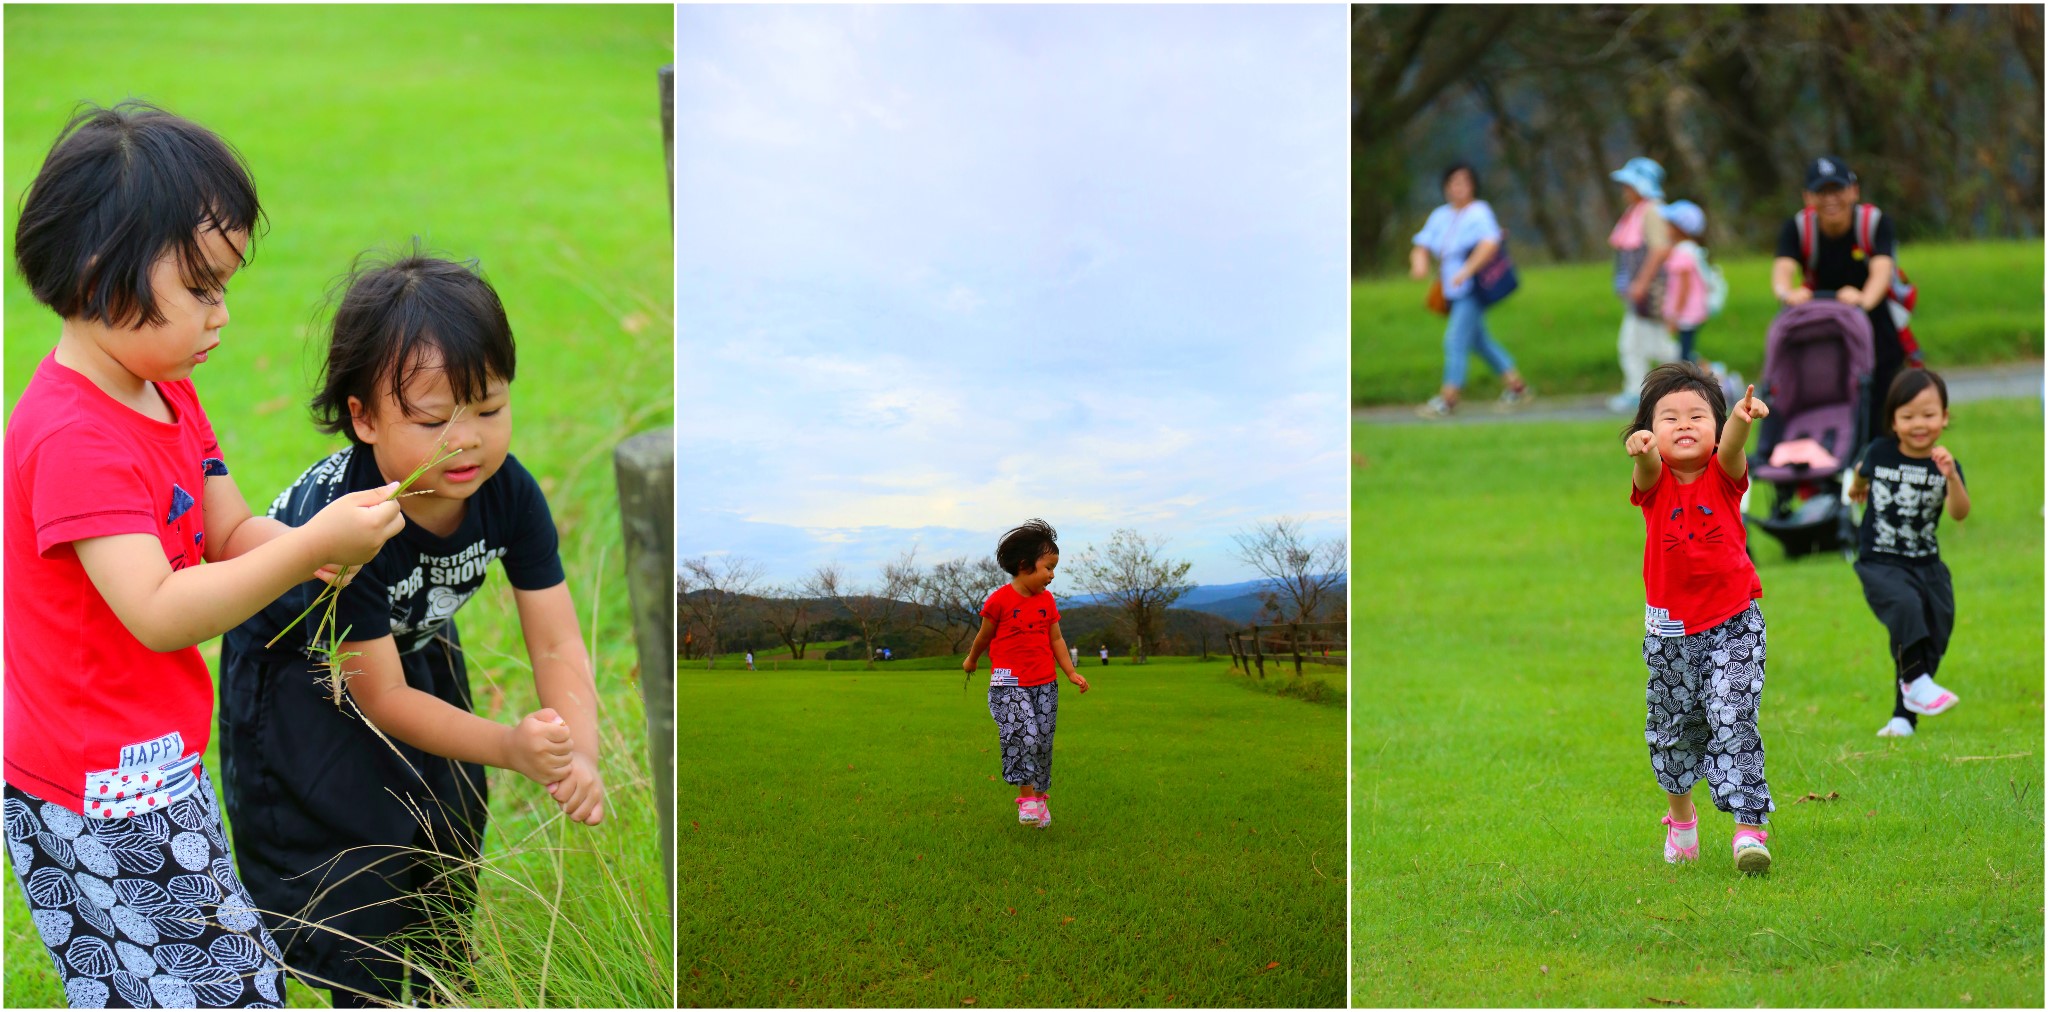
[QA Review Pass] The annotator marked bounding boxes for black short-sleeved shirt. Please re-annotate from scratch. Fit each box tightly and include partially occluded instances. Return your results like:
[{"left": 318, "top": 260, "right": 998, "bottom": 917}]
[
  {"left": 1855, "top": 437, "right": 1964, "bottom": 563},
  {"left": 1775, "top": 211, "right": 1896, "bottom": 294},
  {"left": 230, "top": 447, "right": 565, "bottom": 661}
]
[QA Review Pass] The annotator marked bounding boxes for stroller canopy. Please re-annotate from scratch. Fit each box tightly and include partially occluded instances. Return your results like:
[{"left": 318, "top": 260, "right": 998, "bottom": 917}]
[{"left": 1753, "top": 299, "right": 1875, "bottom": 485}]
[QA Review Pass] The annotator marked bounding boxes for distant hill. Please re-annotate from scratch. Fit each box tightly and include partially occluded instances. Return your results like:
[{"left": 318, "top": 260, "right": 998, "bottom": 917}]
[{"left": 1066, "top": 578, "right": 1347, "bottom": 623}]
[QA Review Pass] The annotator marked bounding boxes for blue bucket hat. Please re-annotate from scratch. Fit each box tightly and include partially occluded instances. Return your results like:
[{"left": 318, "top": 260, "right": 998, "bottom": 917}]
[
  {"left": 1610, "top": 157, "right": 1666, "bottom": 201},
  {"left": 1662, "top": 200, "right": 1705, "bottom": 238}
]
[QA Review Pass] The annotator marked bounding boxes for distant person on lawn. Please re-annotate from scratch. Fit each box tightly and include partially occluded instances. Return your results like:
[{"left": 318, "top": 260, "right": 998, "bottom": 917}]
[
  {"left": 962, "top": 520, "right": 1090, "bottom": 828},
  {"left": 1409, "top": 161, "right": 1532, "bottom": 418},
  {"left": 1608, "top": 157, "right": 1680, "bottom": 413}
]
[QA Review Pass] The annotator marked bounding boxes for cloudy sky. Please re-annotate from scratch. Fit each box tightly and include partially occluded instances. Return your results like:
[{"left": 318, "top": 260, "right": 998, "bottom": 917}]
[{"left": 676, "top": 5, "right": 1347, "bottom": 587}]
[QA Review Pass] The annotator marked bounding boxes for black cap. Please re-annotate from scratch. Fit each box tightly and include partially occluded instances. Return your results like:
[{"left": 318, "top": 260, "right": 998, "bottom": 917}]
[{"left": 1805, "top": 155, "right": 1857, "bottom": 191}]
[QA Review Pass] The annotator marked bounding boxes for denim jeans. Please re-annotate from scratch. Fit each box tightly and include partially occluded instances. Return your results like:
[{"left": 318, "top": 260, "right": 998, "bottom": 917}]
[{"left": 1442, "top": 295, "right": 1515, "bottom": 390}]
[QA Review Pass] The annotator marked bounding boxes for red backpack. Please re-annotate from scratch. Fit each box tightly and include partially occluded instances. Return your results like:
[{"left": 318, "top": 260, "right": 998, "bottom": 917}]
[{"left": 1797, "top": 204, "right": 1921, "bottom": 362}]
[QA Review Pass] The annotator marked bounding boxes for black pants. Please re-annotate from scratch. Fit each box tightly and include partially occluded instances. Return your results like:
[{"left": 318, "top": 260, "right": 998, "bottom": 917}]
[
  {"left": 217, "top": 627, "right": 487, "bottom": 1006},
  {"left": 1854, "top": 558, "right": 1955, "bottom": 724}
]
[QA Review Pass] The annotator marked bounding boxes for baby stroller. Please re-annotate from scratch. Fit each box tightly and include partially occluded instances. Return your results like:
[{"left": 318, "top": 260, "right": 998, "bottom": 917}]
[{"left": 1744, "top": 298, "right": 1874, "bottom": 559}]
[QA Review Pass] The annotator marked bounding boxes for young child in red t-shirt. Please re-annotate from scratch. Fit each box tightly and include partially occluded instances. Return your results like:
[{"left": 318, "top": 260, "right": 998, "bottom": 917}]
[
  {"left": 962, "top": 519, "right": 1090, "bottom": 827},
  {"left": 4, "top": 102, "right": 404, "bottom": 1008},
  {"left": 1623, "top": 363, "right": 1775, "bottom": 875}
]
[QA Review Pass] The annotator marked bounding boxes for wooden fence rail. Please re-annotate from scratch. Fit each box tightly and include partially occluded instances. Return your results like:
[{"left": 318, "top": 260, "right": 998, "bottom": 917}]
[{"left": 1228, "top": 619, "right": 1346, "bottom": 677}]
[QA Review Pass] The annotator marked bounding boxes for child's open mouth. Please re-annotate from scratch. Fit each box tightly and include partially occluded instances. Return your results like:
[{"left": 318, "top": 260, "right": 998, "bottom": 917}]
[{"left": 442, "top": 464, "right": 482, "bottom": 483}]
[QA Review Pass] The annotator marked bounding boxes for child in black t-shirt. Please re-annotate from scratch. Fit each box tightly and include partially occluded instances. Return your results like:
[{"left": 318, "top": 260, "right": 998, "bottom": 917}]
[
  {"left": 218, "top": 248, "right": 605, "bottom": 1005},
  {"left": 1845, "top": 369, "right": 1972, "bottom": 738}
]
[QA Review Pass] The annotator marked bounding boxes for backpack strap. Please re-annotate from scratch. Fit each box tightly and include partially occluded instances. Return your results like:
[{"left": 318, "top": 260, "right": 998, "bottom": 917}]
[{"left": 1855, "top": 204, "right": 1879, "bottom": 256}]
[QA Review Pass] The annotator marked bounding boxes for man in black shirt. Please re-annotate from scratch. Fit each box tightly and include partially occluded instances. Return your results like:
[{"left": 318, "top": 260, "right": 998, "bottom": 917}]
[{"left": 1770, "top": 156, "right": 1907, "bottom": 443}]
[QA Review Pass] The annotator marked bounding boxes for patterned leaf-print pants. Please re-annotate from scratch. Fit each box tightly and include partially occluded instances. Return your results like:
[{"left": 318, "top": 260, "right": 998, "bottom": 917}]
[
  {"left": 5, "top": 769, "right": 285, "bottom": 1008},
  {"left": 988, "top": 682, "right": 1059, "bottom": 792},
  {"left": 1643, "top": 603, "right": 1774, "bottom": 825}
]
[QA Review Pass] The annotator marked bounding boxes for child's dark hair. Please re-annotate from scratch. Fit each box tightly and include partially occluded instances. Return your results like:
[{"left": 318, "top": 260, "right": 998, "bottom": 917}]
[
  {"left": 1441, "top": 161, "right": 1480, "bottom": 197},
  {"left": 311, "top": 242, "right": 516, "bottom": 444},
  {"left": 1881, "top": 368, "right": 1949, "bottom": 435},
  {"left": 996, "top": 519, "right": 1059, "bottom": 576},
  {"left": 13, "top": 100, "right": 264, "bottom": 328},
  {"left": 1622, "top": 362, "right": 1727, "bottom": 443}
]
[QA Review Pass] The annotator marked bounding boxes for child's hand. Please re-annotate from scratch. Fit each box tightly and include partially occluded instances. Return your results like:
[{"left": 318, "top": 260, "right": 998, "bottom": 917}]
[
  {"left": 1733, "top": 384, "right": 1768, "bottom": 423},
  {"left": 1846, "top": 478, "right": 1868, "bottom": 504},
  {"left": 505, "top": 707, "right": 574, "bottom": 786},
  {"left": 1068, "top": 671, "right": 1090, "bottom": 693},
  {"left": 961, "top": 656, "right": 977, "bottom": 675},
  {"left": 312, "top": 564, "right": 358, "bottom": 587},
  {"left": 1931, "top": 446, "right": 1958, "bottom": 479},
  {"left": 304, "top": 482, "right": 405, "bottom": 567},
  {"left": 1626, "top": 429, "right": 1658, "bottom": 458},
  {"left": 546, "top": 752, "right": 606, "bottom": 826}
]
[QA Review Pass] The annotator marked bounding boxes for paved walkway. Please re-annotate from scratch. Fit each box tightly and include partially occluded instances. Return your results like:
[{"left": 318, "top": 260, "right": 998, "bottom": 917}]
[{"left": 1353, "top": 361, "right": 2042, "bottom": 426}]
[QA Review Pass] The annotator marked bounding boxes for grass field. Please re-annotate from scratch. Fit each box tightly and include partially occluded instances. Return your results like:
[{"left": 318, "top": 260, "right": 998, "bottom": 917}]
[
  {"left": 1354, "top": 240, "right": 2045, "bottom": 406},
  {"left": 1351, "top": 398, "right": 2043, "bottom": 1006},
  {"left": 679, "top": 658, "right": 1347, "bottom": 1007},
  {"left": 4, "top": 6, "right": 672, "bottom": 1007}
]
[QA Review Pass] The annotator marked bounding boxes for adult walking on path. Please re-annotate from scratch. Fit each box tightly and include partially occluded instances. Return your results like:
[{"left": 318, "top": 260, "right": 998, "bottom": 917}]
[
  {"left": 1772, "top": 156, "right": 1912, "bottom": 445},
  {"left": 1608, "top": 156, "right": 1680, "bottom": 413},
  {"left": 1409, "top": 162, "right": 1532, "bottom": 418}
]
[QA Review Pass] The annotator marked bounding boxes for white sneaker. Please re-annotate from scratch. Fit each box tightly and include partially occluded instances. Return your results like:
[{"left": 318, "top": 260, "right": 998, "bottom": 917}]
[
  {"left": 1607, "top": 392, "right": 1639, "bottom": 414},
  {"left": 1900, "top": 675, "right": 1959, "bottom": 716},
  {"left": 1415, "top": 396, "right": 1455, "bottom": 419},
  {"left": 1877, "top": 716, "right": 1916, "bottom": 737}
]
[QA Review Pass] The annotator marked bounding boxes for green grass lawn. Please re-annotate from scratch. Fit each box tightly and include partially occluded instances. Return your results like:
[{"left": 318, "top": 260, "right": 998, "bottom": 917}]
[
  {"left": 4, "top": 6, "right": 672, "bottom": 1007},
  {"left": 1354, "top": 241, "right": 2045, "bottom": 406},
  {"left": 1352, "top": 399, "right": 2043, "bottom": 1006},
  {"left": 680, "top": 659, "right": 1347, "bottom": 1007}
]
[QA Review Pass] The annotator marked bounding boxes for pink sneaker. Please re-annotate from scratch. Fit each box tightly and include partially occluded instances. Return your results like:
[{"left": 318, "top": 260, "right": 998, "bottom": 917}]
[
  {"left": 1016, "top": 797, "right": 1039, "bottom": 824},
  {"left": 1732, "top": 828, "right": 1772, "bottom": 874},
  {"left": 1035, "top": 796, "right": 1051, "bottom": 828},
  {"left": 1662, "top": 814, "right": 1699, "bottom": 863}
]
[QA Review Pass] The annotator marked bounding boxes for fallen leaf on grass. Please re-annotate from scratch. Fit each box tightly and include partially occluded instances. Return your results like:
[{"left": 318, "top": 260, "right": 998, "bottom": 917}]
[
  {"left": 1646, "top": 997, "right": 1691, "bottom": 1006},
  {"left": 1061, "top": 916, "right": 1074, "bottom": 925},
  {"left": 915, "top": 854, "right": 923, "bottom": 861},
  {"left": 1005, "top": 907, "right": 1016, "bottom": 916},
  {"left": 690, "top": 821, "right": 700, "bottom": 830},
  {"left": 1792, "top": 791, "right": 1841, "bottom": 803},
  {"left": 1539, "top": 965, "right": 1549, "bottom": 975},
  {"left": 1259, "top": 961, "right": 1279, "bottom": 973},
  {"left": 962, "top": 998, "right": 976, "bottom": 1006},
  {"left": 848, "top": 764, "right": 855, "bottom": 770}
]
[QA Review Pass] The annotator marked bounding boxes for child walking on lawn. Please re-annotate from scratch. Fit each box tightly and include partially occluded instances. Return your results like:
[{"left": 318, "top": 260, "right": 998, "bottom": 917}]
[
  {"left": 962, "top": 520, "right": 1090, "bottom": 827},
  {"left": 1623, "top": 363, "right": 1776, "bottom": 874},
  {"left": 218, "top": 248, "right": 604, "bottom": 1006},
  {"left": 5, "top": 101, "right": 407, "bottom": 1009},
  {"left": 1847, "top": 369, "right": 1971, "bottom": 738}
]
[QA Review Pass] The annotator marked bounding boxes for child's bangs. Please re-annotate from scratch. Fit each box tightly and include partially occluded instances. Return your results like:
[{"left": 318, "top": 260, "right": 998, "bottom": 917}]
[{"left": 384, "top": 320, "right": 515, "bottom": 421}]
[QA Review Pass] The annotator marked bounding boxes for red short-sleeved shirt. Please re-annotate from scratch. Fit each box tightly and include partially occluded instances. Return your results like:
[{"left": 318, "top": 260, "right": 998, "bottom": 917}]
[
  {"left": 1631, "top": 457, "right": 1762, "bottom": 636},
  {"left": 5, "top": 354, "right": 224, "bottom": 816},
  {"left": 981, "top": 583, "right": 1060, "bottom": 687}
]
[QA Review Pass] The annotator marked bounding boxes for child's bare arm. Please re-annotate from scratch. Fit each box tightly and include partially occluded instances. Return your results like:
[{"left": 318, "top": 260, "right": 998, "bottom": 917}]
[
  {"left": 962, "top": 616, "right": 996, "bottom": 673},
  {"left": 346, "top": 634, "right": 573, "bottom": 786},
  {"left": 1626, "top": 430, "right": 1662, "bottom": 492},
  {"left": 1932, "top": 448, "right": 1970, "bottom": 521},
  {"left": 1719, "top": 385, "right": 1767, "bottom": 481},
  {"left": 515, "top": 582, "right": 604, "bottom": 825},
  {"left": 1845, "top": 472, "right": 1869, "bottom": 504},
  {"left": 1048, "top": 621, "right": 1088, "bottom": 692},
  {"left": 75, "top": 487, "right": 403, "bottom": 652},
  {"left": 202, "top": 472, "right": 284, "bottom": 563}
]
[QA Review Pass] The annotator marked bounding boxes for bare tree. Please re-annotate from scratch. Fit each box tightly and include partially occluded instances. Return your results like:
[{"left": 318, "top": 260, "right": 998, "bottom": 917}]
[
  {"left": 1233, "top": 518, "right": 1347, "bottom": 625},
  {"left": 760, "top": 584, "right": 816, "bottom": 660},
  {"left": 1068, "top": 529, "right": 1194, "bottom": 664},
  {"left": 909, "top": 556, "right": 1007, "bottom": 653},
  {"left": 805, "top": 553, "right": 916, "bottom": 669},
  {"left": 676, "top": 555, "right": 763, "bottom": 669}
]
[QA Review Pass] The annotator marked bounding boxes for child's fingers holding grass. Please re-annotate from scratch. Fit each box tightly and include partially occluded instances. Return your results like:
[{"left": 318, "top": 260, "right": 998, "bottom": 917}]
[
  {"left": 547, "top": 754, "right": 607, "bottom": 826},
  {"left": 506, "top": 708, "right": 575, "bottom": 785},
  {"left": 304, "top": 483, "right": 406, "bottom": 566}
]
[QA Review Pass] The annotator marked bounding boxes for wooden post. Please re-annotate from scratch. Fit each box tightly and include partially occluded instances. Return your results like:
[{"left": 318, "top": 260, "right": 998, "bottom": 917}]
[
  {"left": 1250, "top": 625, "right": 1265, "bottom": 678},
  {"left": 614, "top": 429, "right": 673, "bottom": 901},
  {"left": 1290, "top": 623, "right": 1304, "bottom": 676},
  {"left": 659, "top": 64, "right": 674, "bottom": 221}
]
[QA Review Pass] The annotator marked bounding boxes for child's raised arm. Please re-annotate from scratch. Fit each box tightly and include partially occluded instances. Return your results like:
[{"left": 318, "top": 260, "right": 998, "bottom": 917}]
[
  {"left": 1626, "top": 429, "right": 1663, "bottom": 492},
  {"left": 75, "top": 486, "right": 403, "bottom": 652},
  {"left": 1048, "top": 620, "right": 1088, "bottom": 693},
  {"left": 962, "top": 615, "right": 997, "bottom": 674},
  {"left": 345, "top": 634, "right": 574, "bottom": 785},
  {"left": 515, "top": 582, "right": 605, "bottom": 825},
  {"left": 1719, "top": 385, "right": 1768, "bottom": 482}
]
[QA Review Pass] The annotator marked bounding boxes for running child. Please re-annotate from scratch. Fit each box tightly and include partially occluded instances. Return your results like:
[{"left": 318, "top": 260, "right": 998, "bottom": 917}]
[
  {"left": 962, "top": 520, "right": 1090, "bottom": 827},
  {"left": 1623, "top": 363, "right": 1776, "bottom": 874},
  {"left": 5, "top": 101, "right": 407, "bottom": 1009},
  {"left": 1847, "top": 369, "right": 1971, "bottom": 737},
  {"left": 217, "top": 248, "right": 604, "bottom": 1006},
  {"left": 1659, "top": 200, "right": 1714, "bottom": 364}
]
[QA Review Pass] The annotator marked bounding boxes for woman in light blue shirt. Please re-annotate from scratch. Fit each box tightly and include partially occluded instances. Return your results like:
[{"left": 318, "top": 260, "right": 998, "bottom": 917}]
[{"left": 1409, "top": 162, "right": 1531, "bottom": 417}]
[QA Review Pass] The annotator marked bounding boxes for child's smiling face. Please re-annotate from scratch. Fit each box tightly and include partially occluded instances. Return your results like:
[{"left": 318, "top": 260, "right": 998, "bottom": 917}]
[
  {"left": 88, "top": 225, "right": 247, "bottom": 383},
  {"left": 349, "top": 350, "right": 513, "bottom": 505},
  {"left": 1891, "top": 385, "right": 1949, "bottom": 454},
  {"left": 1016, "top": 551, "right": 1059, "bottom": 594},
  {"left": 1651, "top": 389, "right": 1717, "bottom": 468}
]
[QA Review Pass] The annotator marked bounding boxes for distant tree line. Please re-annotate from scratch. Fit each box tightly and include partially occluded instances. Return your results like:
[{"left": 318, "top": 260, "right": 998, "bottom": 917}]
[
  {"left": 1354, "top": 4, "right": 2044, "bottom": 272},
  {"left": 677, "top": 520, "right": 1348, "bottom": 669}
]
